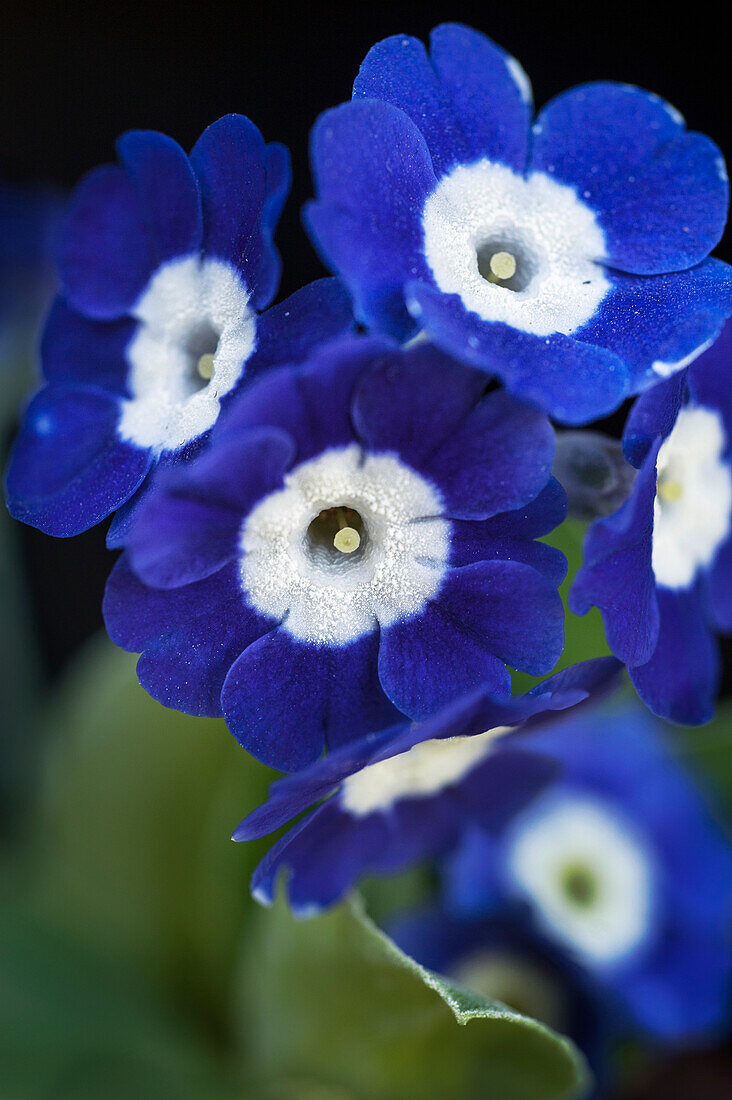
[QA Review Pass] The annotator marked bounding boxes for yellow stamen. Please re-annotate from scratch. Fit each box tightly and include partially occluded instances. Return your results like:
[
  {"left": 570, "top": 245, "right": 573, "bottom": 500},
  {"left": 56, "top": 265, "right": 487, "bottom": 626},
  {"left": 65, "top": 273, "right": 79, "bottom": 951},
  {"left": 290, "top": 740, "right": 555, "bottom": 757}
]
[
  {"left": 657, "top": 477, "right": 682, "bottom": 503},
  {"left": 333, "top": 508, "right": 361, "bottom": 553},
  {"left": 197, "top": 353, "right": 215, "bottom": 380},
  {"left": 489, "top": 251, "right": 517, "bottom": 281},
  {"left": 334, "top": 526, "right": 360, "bottom": 554}
]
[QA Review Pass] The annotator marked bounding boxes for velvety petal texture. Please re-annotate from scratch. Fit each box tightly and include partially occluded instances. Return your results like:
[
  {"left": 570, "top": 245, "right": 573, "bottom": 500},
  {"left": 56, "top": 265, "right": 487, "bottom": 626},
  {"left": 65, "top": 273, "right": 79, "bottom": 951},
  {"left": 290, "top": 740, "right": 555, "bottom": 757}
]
[
  {"left": 114, "top": 337, "right": 567, "bottom": 770},
  {"left": 532, "top": 83, "right": 728, "bottom": 275},
  {"left": 306, "top": 98, "right": 436, "bottom": 338},
  {"left": 5, "top": 385, "right": 152, "bottom": 536},
  {"left": 570, "top": 444, "right": 660, "bottom": 667},
  {"left": 307, "top": 23, "right": 732, "bottom": 424},
  {"left": 353, "top": 24, "right": 531, "bottom": 176},
  {"left": 573, "top": 324, "right": 732, "bottom": 724},
  {"left": 7, "top": 114, "right": 300, "bottom": 538}
]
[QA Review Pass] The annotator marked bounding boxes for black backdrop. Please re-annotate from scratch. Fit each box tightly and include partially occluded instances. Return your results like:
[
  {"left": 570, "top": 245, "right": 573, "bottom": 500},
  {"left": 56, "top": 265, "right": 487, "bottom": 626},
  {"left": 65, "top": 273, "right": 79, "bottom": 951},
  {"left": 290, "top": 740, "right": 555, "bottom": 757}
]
[{"left": 2, "top": 0, "right": 729, "bottom": 677}]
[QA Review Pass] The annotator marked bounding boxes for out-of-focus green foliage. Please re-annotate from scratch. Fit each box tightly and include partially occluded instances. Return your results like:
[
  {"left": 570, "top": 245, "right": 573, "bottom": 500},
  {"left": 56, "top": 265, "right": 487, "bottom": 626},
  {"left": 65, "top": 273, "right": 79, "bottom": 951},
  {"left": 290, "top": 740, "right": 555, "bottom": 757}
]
[
  {"left": 512, "top": 518, "right": 612, "bottom": 695},
  {"left": 238, "top": 890, "right": 590, "bottom": 1100},
  {"left": 0, "top": 635, "right": 592, "bottom": 1099},
  {"left": 28, "top": 635, "right": 275, "bottom": 1025},
  {"left": 0, "top": 910, "right": 242, "bottom": 1099}
]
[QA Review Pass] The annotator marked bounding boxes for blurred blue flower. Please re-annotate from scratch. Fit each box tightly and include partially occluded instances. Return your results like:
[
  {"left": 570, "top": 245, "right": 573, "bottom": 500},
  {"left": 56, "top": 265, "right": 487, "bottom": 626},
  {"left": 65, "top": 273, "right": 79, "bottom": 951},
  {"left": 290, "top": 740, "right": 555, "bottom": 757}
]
[
  {"left": 571, "top": 322, "right": 732, "bottom": 724},
  {"left": 445, "top": 700, "right": 732, "bottom": 1042},
  {"left": 306, "top": 23, "right": 732, "bottom": 424},
  {"left": 4, "top": 117, "right": 353, "bottom": 540},
  {"left": 104, "top": 337, "right": 569, "bottom": 770},
  {"left": 233, "top": 659, "right": 619, "bottom": 910}
]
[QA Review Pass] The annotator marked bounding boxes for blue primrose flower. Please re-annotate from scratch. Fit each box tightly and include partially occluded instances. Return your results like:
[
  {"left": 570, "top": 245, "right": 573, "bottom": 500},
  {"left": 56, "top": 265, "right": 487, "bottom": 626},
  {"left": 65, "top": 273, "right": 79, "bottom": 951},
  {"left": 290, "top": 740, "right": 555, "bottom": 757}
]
[
  {"left": 103, "top": 336, "right": 569, "bottom": 771},
  {"left": 233, "top": 659, "right": 620, "bottom": 912},
  {"left": 391, "top": 906, "right": 614, "bottom": 1088},
  {"left": 306, "top": 23, "right": 732, "bottom": 424},
  {"left": 4, "top": 115, "right": 353, "bottom": 541},
  {"left": 571, "top": 321, "right": 732, "bottom": 724},
  {"left": 445, "top": 700, "right": 732, "bottom": 1042}
]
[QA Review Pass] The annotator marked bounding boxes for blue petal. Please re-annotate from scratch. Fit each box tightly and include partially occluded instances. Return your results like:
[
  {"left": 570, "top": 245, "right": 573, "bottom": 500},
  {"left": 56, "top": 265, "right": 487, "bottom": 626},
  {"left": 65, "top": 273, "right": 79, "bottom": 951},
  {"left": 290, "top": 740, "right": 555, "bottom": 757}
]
[
  {"left": 451, "top": 749, "right": 559, "bottom": 832},
  {"left": 618, "top": 922, "right": 731, "bottom": 1040},
  {"left": 234, "top": 721, "right": 408, "bottom": 841},
  {"left": 5, "top": 384, "right": 151, "bottom": 536},
  {"left": 234, "top": 656, "right": 621, "bottom": 843},
  {"left": 629, "top": 586, "right": 720, "bottom": 725},
  {"left": 623, "top": 372, "right": 687, "bottom": 468},
  {"left": 686, "top": 317, "right": 732, "bottom": 443},
  {"left": 422, "top": 390, "right": 555, "bottom": 520},
  {"left": 449, "top": 520, "right": 568, "bottom": 585},
  {"left": 263, "top": 142, "right": 291, "bottom": 237},
  {"left": 218, "top": 334, "right": 389, "bottom": 463},
  {"left": 116, "top": 129, "right": 202, "bottom": 266},
  {"left": 58, "top": 165, "right": 154, "bottom": 320},
  {"left": 352, "top": 342, "right": 486, "bottom": 468},
  {"left": 104, "top": 556, "right": 266, "bottom": 717},
  {"left": 353, "top": 346, "right": 555, "bottom": 519},
  {"left": 532, "top": 82, "right": 729, "bottom": 275},
  {"left": 576, "top": 260, "right": 732, "bottom": 394},
  {"left": 478, "top": 478, "right": 569, "bottom": 539},
  {"left": 409, "top": 282, "right": 628, "bottom": 425},
  {"left": 378, "top": 560, "right": 564, "bottom": 717},
  {"left": 190, "top": 114, "right": 285, "bottom": 310},
  {"left": 443, "top": 825, "right": 505, "bottom": 916},
  {"left": 104, "top": 445, "right": 208, "bottom": 550},
  {"left": 243, "top": 278, "right": 354, "bottom": 383},
  {"left": 127, "top": 428, "right": 295, "bottom": 588},
  {"left": 570, "top": 445, "right": 660, "bottom": 666},
  {"left": 222, "top": 628, "right": 399, "bottom": 772},
  {"left": 249, "top": 802, "right": 400, "bottom": 912},
  {"left": 705, "top": 539, "right": 732, "bottom": 634},
  {"left": 306, "top": 99, "right": 436, "bottom": 338},
  {"left": 41, "top": 297, "right": 134, "bottom": 394},
  {"left": 353, "top": 24, "right": 530, "bottom": 177}
]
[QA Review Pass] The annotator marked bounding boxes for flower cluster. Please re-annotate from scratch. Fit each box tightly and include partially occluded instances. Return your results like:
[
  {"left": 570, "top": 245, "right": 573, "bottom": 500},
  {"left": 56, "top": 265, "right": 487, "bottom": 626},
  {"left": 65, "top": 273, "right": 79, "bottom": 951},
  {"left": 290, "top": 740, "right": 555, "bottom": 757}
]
[{"left": 5, "top": 21, "right": 732, "bottom": 1078}]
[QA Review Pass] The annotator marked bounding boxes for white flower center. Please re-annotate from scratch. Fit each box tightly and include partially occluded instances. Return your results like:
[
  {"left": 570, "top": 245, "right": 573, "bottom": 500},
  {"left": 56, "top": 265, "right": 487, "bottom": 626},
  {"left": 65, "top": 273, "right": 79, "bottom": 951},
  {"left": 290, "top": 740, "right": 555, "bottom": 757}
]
[
  {"left": 652, "top": 406, "right": 732, "bottom": 589},
  {"left": 453, "top": 950, "right": 565, "bottom": 1029},
  {"left": 240, "top": 444, "right": 450, "bottom": 646},
  {"left": 118, "top": 255, "right": 256, "bottom": 452},
  {"left": 420, "top": 160, "right": 610, "bottom": 337},
  {"left": 340, "top": 726, "right": 513, "bottom": 815},
  {"left": 507, "top": 795, "right": 654, "bottom": 965}
]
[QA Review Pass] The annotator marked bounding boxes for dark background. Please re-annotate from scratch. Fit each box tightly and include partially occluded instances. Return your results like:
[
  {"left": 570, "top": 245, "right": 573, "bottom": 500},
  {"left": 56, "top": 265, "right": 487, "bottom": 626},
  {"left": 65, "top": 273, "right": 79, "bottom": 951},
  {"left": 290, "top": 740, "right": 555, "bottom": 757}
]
[{"left": 1, "top": 0, "right": 729, "bottom": 681}]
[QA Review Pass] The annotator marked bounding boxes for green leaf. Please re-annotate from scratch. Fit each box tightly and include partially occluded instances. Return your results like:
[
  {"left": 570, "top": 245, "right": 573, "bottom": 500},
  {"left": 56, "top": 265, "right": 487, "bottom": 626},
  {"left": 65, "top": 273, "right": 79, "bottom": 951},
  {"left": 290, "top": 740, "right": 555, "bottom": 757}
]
[
  {"left": 31, "top": 634, "right": 276, "bottom": 1026},
  {"left": 0, "top": 907, "right": 242, "bottom": 1099},
  {"left": 237, "top": 891, "right": 590, "bottom": 1100},
  {"left": 513, "top": 519, "right": 610, "bottom": 694}
]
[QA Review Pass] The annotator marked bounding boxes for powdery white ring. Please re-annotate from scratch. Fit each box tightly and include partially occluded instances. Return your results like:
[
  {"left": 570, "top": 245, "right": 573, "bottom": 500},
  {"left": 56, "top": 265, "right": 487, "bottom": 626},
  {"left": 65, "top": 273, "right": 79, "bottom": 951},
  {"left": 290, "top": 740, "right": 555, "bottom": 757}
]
[
  {"left": 340, "top": 726, "right": 514, "bottom": 816},
  {"left": 507, "top": 794, "right": 654, "bottom": 966},
  {"left": 119, "top": 255, "right": 256, "bottom": 452},
  {"left": 652, "top": 405, "right": 732, "bottom": 589},
  {"left": 421, "top": 160, "right": 610, "bottom": 337},
  {"left": 239, "top": 444, "right": 450, "bottom": 646}
]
